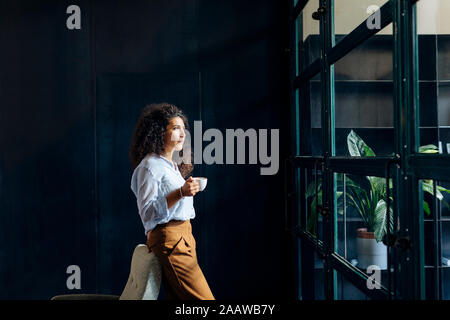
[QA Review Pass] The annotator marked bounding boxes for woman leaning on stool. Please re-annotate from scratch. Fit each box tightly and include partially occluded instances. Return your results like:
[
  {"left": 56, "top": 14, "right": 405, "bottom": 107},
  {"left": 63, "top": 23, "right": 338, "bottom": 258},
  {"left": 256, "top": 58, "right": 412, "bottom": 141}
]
[{"left": 129, "top": 102, "right": 214, "bottom": 300}]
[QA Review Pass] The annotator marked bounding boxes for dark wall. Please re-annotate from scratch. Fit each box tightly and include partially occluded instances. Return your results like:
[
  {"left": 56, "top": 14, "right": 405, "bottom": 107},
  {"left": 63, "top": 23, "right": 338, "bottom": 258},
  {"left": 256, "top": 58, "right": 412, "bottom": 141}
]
[
  {"left": 0, "top": 0, "right": 292, "bottom": 299},
  {"left": 0, "top": 0, "right": 96, "bottom": 299}
]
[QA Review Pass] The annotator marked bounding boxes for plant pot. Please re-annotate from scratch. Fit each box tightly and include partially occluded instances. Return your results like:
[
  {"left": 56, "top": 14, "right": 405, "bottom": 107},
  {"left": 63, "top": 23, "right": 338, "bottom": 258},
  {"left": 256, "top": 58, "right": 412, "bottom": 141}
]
[{"left": 356, "top": 228, "right": 387, "bottom": 270}]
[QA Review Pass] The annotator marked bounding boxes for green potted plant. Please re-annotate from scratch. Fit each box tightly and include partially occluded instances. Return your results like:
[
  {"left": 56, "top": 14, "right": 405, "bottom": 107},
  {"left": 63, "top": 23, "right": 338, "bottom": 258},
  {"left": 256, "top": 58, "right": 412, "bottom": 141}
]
[{"left": 306, "top": 130, "right": 450, "bottom": 270}]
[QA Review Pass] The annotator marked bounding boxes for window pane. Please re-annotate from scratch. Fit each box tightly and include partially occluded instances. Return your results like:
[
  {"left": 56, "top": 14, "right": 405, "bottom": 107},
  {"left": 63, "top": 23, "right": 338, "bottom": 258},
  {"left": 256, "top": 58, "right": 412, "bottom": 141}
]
[
  {"left": 417, "top": 0, "right": 450, "bottom": 151},
  {"left": 336, "top": 271, "right": 371, "bottom": 300},
  {"left": 333, "top": 23, "right": 394, "bottom": 156},
  {"left": 296, "top": 0, "right": 321, "bottom": 73},
  {"left": 335, "top": 172, "right": 395, "bottom": 292},
  {"left": 313, "top": 251, "right": 325, "bottom": 300},
  {"left": 299, "top": 239, "right": 325, "bottom": 300},
  {"left": 420, "top": 178, "right": 450, "bottom": 299},
  {"left": 334, "top": 0, "right": 391, "bottom": 46},
  {"left": 309, "top": 79, "right": 322, "bottom": 156},
  {"left": 297, "top": 78, "right": 322, "bottom": 156},
  {"left": 303, "top": 168, "right": 323, "bottom": 241}
]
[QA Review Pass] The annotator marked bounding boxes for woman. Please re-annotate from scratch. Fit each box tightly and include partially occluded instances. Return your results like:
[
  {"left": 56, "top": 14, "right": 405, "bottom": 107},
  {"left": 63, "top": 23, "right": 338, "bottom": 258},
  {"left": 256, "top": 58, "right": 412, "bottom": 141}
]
[{"left": 129, "top": 102, "right": 214, "bottom": 300}]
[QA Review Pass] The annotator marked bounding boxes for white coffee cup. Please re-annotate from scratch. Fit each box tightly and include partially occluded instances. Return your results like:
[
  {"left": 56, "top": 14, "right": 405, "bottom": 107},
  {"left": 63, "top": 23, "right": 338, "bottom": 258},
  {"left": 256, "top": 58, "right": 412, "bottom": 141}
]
[{"left": 193, "top": 177, "right": 207, "bottom": 191}]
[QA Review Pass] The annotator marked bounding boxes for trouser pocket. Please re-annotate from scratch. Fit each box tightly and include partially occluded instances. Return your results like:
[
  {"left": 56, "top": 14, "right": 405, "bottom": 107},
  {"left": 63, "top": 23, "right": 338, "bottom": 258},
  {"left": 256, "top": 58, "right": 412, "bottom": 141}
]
[
  {"left": 149, "top": 234, "right": 184, "bottom": 256},
  {"left": 164, "top": 236, "right": 185, "bottom": 256}
]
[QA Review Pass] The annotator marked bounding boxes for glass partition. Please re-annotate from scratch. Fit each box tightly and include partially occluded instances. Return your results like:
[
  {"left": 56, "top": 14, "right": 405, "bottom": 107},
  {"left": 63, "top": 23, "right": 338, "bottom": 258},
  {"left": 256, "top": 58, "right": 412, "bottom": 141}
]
[
  {"left": 336, "top": 271, "right": 371, "bottom": 300},
  {"left": 334, "top": 0, "right": 391, "bottom": 46},
  {"left": 304, "top": 167, "right": 323, "bottom": 241},
  {"left": 291, "top": 0, "right": 450, "bottom": 300},
  {"left": 335, "top": 172, "right": 394, "bottom": 291},
  {"left": 295, "top": 79, "right": 322, "bottom": 156},
  {"left": 309, "top": 79, "right": 322, "bottom": 156},
  {"left": 333, "top": 23, "right": 394, "bottom": 156},
  {"left": 420, "top": 178, "right": 450, "bottom": 299},
  {"left": 417, "top": 0, "right": 450, "bottom": 153},
  {"left": 296, "top": 0, "right": 321, "bottom": 73}
]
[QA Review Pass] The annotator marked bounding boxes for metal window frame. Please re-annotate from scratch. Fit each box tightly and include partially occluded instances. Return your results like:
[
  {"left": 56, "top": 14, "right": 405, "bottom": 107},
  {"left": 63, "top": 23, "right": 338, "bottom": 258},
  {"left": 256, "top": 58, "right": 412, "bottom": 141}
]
[{"left": 288, "top": 0, "right": 445, "bottom": 300}]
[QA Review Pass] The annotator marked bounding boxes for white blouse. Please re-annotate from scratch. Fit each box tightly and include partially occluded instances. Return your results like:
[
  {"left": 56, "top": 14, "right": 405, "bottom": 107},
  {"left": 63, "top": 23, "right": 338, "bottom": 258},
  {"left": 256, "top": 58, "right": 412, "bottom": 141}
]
[{"left": 130, "top": 153, "right": 195, "bottom": 235}]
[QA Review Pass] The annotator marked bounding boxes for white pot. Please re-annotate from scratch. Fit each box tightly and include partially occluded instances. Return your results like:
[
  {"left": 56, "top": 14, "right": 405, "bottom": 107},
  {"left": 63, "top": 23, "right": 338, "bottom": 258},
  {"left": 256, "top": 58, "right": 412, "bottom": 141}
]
[{"left": 356, "top": 228, "right": 387, "bottom": 270}]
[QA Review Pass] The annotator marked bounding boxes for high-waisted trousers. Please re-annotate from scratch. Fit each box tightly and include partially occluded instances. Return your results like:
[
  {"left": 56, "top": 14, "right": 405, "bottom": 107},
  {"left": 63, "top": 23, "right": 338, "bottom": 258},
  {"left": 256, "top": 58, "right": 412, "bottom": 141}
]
[{"left": 146, "top": 219, "right": 215, "bottom": 300}]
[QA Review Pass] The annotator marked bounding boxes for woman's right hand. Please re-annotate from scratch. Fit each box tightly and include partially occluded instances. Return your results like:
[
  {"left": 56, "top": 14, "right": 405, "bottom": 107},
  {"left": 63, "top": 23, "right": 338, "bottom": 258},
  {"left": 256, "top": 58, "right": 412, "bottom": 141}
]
[{"left": 181, "top": 176, "right": 200, "bottom": 197}]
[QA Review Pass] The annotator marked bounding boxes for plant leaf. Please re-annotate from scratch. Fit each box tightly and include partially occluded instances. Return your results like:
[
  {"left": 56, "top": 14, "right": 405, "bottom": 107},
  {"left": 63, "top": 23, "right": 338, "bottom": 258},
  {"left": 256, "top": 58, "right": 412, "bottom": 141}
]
[
  {"left": 368, "top": 176, "right": 387, "bottom": 199},
  {"left": 336, "top": 191, "right": 344, "bottom": 214},
  {"left": 347, "top": 130, "right": 376, "bottom": 157},
  {"left": 305, "top": 178, "right": 322, "bottom": 198},
  {"left": 306, "top": 189, "right": 322, "bottom": 236},
  {"left": 422, "top": 180, "right": 444, "bottom": 201},
  {"left": 374, "top": 199, "right": 394, "bottom": 242},
  {"left": 423, "top": 201, "right": 431, "bottom": 215},
  {"left": 419, "top": 144, "right": 438, "bottom": 154},
  {"left": 437, "top": 185, "right": 450, "bottom": 195},
  {"left": 306, "top": 198, "right": 317, "bottom": 235}
]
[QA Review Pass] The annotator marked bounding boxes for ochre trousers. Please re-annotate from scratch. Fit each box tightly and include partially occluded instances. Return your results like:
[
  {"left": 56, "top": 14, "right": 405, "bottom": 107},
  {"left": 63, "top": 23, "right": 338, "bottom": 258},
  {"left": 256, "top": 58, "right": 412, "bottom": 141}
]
[{"left": 146, "top": 219, "right": 215, "bottom": 300}]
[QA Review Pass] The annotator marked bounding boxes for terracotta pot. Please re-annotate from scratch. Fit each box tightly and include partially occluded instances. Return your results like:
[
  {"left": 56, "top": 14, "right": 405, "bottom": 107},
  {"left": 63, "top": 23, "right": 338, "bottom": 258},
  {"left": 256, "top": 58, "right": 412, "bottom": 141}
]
[
  {"left": 356, "top": 228, "right": 387, "bottom": 270},
  {"left": 357, "top": 228, "right": 375, "bottom": 239}
]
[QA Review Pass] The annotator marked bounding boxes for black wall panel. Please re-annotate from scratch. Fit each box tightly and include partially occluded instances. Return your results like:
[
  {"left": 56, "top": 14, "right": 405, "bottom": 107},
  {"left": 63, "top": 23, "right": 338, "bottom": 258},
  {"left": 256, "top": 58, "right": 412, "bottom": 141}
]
[
  {"left": 0, "top": 0, "right": 96, "bottom": 298},
  {"left": 0, "top": 0, "right": 291, "bottom": 299}
]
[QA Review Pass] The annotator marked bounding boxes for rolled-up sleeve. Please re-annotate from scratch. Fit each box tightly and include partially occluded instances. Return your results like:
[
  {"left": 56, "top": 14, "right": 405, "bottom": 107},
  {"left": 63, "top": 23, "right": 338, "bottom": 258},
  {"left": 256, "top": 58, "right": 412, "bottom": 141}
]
[{"left": 135, "top": 166, "right": 170, "bottom": 231}]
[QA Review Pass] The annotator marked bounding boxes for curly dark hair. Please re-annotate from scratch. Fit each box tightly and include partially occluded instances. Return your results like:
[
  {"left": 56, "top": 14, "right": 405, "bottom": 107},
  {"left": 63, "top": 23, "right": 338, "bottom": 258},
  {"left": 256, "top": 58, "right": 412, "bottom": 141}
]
[{"left": 129, "top": 102, "right": 193, "bottom": 178}]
